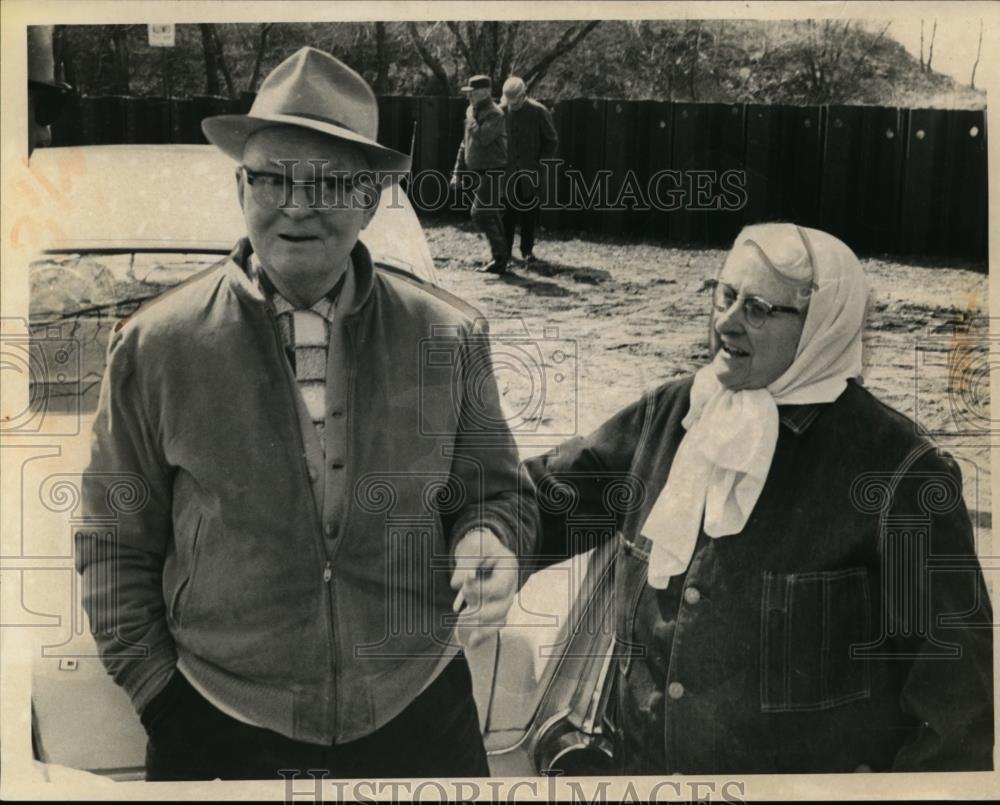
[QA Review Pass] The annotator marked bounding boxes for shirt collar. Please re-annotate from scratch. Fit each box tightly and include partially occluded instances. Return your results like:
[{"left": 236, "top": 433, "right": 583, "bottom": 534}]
[
  {"left": 249, "top": 253, "right": 341, "bottom": 324},
  {"left": 228, "top": 237, "right": 374, "bottom": 320}
]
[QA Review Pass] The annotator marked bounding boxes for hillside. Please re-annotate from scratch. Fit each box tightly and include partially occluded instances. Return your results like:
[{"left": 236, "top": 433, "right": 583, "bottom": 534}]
[{"left": 535, "top": 19, "right": 986, "bottom": 108}]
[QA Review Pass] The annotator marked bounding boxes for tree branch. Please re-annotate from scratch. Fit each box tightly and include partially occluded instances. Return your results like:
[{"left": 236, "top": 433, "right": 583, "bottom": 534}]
[
  {"left": 850, "top": 20, "right": 890, "bottom": 81},
  {"left": 522, "top": 20, "right": 602, "bottom": 89},
  {"left": 211, "top": 25, "right": 237, "bottom": 99},
  {"left": 374, "top": 22, "right": 389, "bottom": 94},
  {"left": 926, "top": 19, "right": 937, "bottom": 73},
  {"left": 919, "top": 19, "right": 925, "bottom": 71},
  {"left": 407, "top": 22, "right": 452, "bottom": 95},
  {"left": 971, "top": 18, "right": 983, "bottom": 89},
  {"left": 498, "top": 21, "right": 520, "bottom": 83},
  {"left": 246, "top": 23, "right": 273, "bottom": 93},
  {"left": 199, "top": 24, "right": 220, "bottom": 95},
  {"left": 446, "top": 21, "right": 475, "bottom": 73}
]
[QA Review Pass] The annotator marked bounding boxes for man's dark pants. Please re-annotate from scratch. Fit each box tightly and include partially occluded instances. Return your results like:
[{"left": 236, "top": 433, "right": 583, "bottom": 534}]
[
  {"left": 503, "top": 172, "right": 540, "bottom": 258},
  {"left": 469, "top": 170, "right": 508, "bottom": 263},
  {"left": 142, "top": 655, "right": 489, "bottom": 780}
]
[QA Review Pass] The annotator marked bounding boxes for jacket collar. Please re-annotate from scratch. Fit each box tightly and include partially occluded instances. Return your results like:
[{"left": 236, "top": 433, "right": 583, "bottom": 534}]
[
  {"left": 225, "top": 236, "right": 376, "bottom": 319},
  {"left": 777, "top": 403, "right": 823, "bottom": 435},
  {"left": 776, "top": 378, "right": 860, "bottom": 435}
]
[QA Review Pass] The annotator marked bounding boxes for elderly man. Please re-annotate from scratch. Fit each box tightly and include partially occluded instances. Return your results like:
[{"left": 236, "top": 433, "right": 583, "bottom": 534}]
[
  {"left": 77, "top": 48, "right": 536, "bottom": 781},
  {"left": 500, "top": 77, "right": 558, "bottom": 264},
  {"left": 450, "top": 75, "right": 509, "bottom": 274}
]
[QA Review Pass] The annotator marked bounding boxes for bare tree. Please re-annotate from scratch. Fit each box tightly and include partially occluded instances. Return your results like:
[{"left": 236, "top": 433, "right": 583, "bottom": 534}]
[
  {"left": 406, "top": 22, "right": 453, "bottom": 95},
  {"left": 919, "top": 20, "right": 924, "bottom": 71},
  {"left": 926, "top": 19, "right": 937, "bottom": 73},
  {"left": 199, "top": 24, "right": 220, "bottom": 95},
  {"left": 108, "top": 25, "right": 131, "bottom": 94},
  {"left": 52, "top": 24, "right": 76, "bottom": 87},
  {"left": 373, "top": 22, "right": 389, "bottom": 93},
  {"left": 849, "top": 21, "right": 889, "bottom": 82},
  {"left": 971, "top": 18, "right": 983, "bottom": 89},
  {"left": 246, "top": 23, "right": 273, "bottom": 93},
  {"left": 520, "top": 21, "right": 601, "bottom": 90},
  {"left": 409, "top": 20, "right": 600, "bottom": 94},
  {"left": 689, "top": 21, "right": 702, "bottom": 101},
  {"left": 211, "top": 26, "right": 237, "bottom": 99}
]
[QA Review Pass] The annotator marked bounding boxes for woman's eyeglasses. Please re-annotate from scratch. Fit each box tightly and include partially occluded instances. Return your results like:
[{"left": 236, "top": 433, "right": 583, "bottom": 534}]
[{"left": 703, "top": 278, "right": 802, "bottom": 329}]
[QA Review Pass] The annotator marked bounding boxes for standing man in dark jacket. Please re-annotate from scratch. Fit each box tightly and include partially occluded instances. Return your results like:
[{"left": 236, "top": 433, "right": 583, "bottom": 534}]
[
  {"left": 450, "top": 75, "right": 510, "bottom": 274},
  {"left": 500, "top": 77, "right": 558, "bottom": 264}
]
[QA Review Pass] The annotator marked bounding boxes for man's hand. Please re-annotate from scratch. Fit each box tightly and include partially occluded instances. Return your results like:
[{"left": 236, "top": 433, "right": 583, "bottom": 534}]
[{"left": 450, "top": 528, "right": 518, "bottom": 650}]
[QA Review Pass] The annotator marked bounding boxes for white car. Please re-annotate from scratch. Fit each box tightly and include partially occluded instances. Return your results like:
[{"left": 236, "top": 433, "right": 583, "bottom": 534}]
[{"left": 24, "top": 145, "right": 615, "bottom": 781}]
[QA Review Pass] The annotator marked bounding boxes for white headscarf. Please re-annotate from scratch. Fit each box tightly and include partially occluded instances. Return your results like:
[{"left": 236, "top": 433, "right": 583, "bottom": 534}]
[{"left": 645, "top": 225, "right": 869, "bottom": 589}]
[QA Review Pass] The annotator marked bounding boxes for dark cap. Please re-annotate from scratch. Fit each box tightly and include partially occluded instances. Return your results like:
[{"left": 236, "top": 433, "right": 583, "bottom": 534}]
[{"left": 460, "top": 75, "right": 492, "bottom": 92}]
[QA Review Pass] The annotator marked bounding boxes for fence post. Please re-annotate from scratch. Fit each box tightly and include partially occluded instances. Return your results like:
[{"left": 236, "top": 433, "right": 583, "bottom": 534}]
[
  {"left": 602, "top": 100, "right": 639, "bottom": 237},
  {"left": 820, "top": 105, "right": 863, "bottom": 246}
]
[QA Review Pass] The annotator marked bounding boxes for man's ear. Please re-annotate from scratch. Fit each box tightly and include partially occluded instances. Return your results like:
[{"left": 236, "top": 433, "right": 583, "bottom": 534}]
[{"left": 235, "top": 167, "right": 246, "bottom": 212}]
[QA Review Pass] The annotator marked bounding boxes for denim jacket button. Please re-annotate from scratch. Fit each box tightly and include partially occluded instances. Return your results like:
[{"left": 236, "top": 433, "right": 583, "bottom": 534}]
[
  {"left": 652, "top": 620, "right": 672, "bottom": 643},
  {"left": 667, "top": 681, "right": 684, "bottom": 700},
  {"left": 683, "top": 586, "right": 701, "bottom": 605}
]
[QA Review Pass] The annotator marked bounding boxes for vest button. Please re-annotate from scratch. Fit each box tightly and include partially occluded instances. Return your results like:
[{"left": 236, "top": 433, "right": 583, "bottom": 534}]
[
  {"left": 667, "top": 681, "right": 684, "bottom": 700},
  {"left": 683, "top": 586, "right": 701, "bottom": 605}
]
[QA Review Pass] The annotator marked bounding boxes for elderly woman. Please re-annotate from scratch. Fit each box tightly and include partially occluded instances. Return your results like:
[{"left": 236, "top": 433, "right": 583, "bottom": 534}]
[{"left": 527, "top": 223, "right": 993, "bottom": 774}]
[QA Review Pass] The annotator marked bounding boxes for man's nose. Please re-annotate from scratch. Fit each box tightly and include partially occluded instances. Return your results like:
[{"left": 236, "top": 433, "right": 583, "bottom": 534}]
[{"left": 280, "top": 183, "right": 321, "bottom": 218}]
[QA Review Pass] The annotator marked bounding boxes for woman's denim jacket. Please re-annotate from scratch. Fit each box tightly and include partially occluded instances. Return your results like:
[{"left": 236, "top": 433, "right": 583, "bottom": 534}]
[{"left": 526, "top": 375, "right": 993, "bottom": 774}]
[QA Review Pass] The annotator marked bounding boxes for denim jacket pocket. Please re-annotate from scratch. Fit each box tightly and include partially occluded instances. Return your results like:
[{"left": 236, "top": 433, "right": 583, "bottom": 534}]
[
  {"left": 168, "top": 514, "right": 204, "bottom": 627},
  {"left": 760, "top": 567, "right": 872, "bottom": 712},
  {"left": 614, "top": 532, "right": 652, "bottom": 677}
]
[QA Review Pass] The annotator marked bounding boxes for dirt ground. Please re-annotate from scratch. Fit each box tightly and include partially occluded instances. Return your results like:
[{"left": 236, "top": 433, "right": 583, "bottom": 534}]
[{"left": 423, "top": 219, "right": 992, "bottom": 537}]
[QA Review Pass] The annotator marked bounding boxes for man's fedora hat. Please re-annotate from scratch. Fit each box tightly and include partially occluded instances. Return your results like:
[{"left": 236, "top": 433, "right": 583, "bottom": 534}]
[
  {"left": 460, "top": 75, "right": 492, "bottom": 92},
  {"left": 202, "top": 47, "right": 410, "bottom": 173}
]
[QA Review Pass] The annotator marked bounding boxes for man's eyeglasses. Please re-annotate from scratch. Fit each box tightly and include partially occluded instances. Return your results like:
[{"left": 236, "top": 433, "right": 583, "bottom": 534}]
[
  {"left": 703, "top": 278, "right": 803, "bottom": 329},
  {"left": 240, "top": 166, "right": 372, "bottom": 211}
]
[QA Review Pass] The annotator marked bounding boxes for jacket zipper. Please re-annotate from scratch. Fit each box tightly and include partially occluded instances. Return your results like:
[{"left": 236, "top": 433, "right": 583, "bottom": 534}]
[
  {"left": 262, "top": 302, "right": 339, "bottom": 740},
  {"left": 324, "top": 320, "right": 358, "bottom": 738}
]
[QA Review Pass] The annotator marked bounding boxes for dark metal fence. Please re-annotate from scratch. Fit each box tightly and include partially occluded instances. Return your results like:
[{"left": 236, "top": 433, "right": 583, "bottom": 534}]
[{"left": 50, "top": 94, "right": 987, "bottom": 261}]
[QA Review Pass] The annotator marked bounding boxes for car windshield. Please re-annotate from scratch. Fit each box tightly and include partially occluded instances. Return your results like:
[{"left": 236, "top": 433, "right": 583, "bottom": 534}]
[{"left": 29, "top": 251, "right": 225, "bottom": 413}]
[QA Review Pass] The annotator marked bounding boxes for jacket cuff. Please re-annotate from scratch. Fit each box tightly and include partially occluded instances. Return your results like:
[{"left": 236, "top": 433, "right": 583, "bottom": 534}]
[
  {"left": 452, "top": 514, "right": 522, "bottom": 556},
  {"left": 121, "top": 647, "right": 178, "bottom": 716}
]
